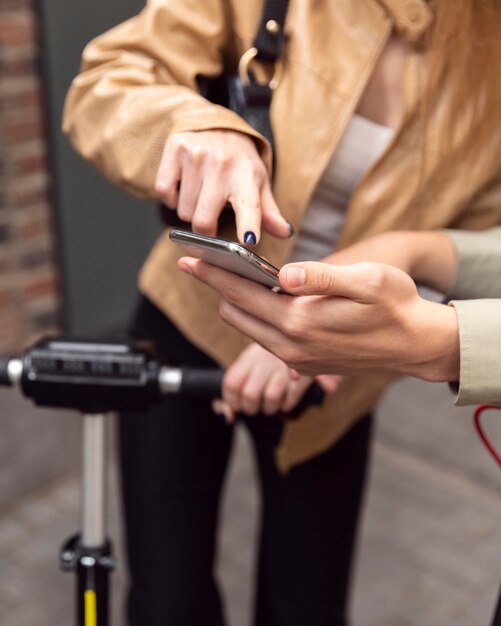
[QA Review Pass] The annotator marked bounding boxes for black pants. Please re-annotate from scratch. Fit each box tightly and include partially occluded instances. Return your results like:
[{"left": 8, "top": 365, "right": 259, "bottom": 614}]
[
  {"left": 492, "top": 594, "right": 501, "bottom": 625},
  {"left": 120, "top": 296, "right": 373, "bottom": 626}
]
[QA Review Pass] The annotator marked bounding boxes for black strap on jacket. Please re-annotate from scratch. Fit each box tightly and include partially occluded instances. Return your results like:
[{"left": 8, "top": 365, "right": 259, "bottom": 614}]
[
  {"left": 235, "top": 0, "right": 290, "bottom": 153},
  {"left": 254, "top": 0, "right": 290, "bottom": 63},
  {"left": 160, "top": 0, "right": 290, "bottom": 227}
]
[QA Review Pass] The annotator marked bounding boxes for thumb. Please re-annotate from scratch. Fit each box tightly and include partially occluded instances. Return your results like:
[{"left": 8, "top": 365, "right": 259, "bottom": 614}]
[{"left": 279, "top": 261, "right": 385, "bottom": 303}]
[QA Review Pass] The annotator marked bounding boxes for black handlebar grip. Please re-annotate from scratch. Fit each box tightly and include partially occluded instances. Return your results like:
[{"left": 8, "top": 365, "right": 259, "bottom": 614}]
[
  {"left": 179, "top": 368, "right": 225, "bottom": 397},
  {"left": 0, "top": 357, "right": 12, "bottom": 386}
]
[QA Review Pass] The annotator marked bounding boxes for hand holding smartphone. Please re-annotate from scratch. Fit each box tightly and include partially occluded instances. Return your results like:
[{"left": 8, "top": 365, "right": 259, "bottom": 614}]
[{"left": 169, "top": 229, "right": 282, "bottom": 290}]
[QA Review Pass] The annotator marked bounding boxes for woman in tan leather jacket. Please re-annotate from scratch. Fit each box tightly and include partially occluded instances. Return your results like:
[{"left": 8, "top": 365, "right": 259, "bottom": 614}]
[{"left": 63, "top": 1, "right": 501, "bottom": 624}]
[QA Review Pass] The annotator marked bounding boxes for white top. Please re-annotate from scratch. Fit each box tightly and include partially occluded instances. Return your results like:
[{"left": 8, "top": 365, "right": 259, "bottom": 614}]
[{"left": 289, "top": 113, "right": 394, "bottom": 263}]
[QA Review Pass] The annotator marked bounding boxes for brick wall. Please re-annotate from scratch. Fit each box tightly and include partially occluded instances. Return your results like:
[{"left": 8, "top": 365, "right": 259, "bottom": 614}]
[
  {"left": 0, "top": 0, "right": 78, "bottom": 508},
  {"left": 0, "top": 0, "right": 61, "bottom": 355}
]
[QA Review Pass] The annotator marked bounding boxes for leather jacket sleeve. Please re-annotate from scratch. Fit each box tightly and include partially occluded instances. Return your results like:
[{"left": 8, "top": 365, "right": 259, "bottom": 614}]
[{"left": 62, "top": 0, "right": 271, "bottom": 199}]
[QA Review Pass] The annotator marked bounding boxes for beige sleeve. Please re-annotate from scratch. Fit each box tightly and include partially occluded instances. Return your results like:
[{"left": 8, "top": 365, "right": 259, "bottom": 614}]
[
  {"left": 448, "top": 299, "right": 501, "bottom": 406},
  {"left": 62, "top": 0, "right": 271, "bottom": 199},
  {"left": 445, "top": 228, "right": 501, "bottom": 299}
]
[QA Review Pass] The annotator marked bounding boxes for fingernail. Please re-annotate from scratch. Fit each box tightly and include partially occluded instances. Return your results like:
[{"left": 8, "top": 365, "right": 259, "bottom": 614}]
[
  {"left": 216, "top": 413, "right": 228, "bottom": 425},
  {"left": 285, "top": 266, "right": 305, "bottom": 288},
  {"left": 218, "top": 413, "right": 234, "bottom": 427},
  {"left": 286, "top": 221, "right": 295, "bottom": 238},
  {"left": 178, "top": 261, "right": 194, "bottom": 276},
  {"left": 244, "top": 231, "right": 257, "bottom": 246}
]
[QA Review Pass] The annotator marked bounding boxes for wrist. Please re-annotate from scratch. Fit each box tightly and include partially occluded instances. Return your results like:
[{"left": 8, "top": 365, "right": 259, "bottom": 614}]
[
  {"left": 407, "top": 232, "right": 458, "bottom": 293},
  {"left": 408, "top": 300, "right": 460, "bottom": 382},
  {"left": 404, "top": 232, "right": 438, "bottom": 277}
]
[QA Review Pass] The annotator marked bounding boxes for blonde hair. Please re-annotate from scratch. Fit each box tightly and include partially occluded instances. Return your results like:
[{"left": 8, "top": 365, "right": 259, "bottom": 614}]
[{"left": 419, "top": 1, "right": 501, "bottom": 192}]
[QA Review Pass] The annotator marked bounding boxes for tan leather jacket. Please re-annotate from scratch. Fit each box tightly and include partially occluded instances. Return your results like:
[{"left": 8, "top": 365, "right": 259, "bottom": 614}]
[{"left": 63, "top": 0, "right": 501, "bottom": 471}]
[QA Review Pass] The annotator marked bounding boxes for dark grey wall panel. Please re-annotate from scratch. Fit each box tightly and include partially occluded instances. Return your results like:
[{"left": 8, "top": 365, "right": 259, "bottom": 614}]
[{"left": 39, "top": 1, "right": 162, "bottom": 334}]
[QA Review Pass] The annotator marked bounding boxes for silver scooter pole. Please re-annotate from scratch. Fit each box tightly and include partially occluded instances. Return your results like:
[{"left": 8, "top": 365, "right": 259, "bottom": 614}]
[{"left": 0, "top": 338, "right": 324, "bottom": 626}]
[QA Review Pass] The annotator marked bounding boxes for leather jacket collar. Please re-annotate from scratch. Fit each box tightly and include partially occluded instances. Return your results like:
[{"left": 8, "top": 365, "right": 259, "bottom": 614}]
[{"left": 377, "top": 0, "right": 433, "bottom": 41}]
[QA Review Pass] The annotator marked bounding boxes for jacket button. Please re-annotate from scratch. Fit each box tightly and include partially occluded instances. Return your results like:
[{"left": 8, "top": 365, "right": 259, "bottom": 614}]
[{"left": 266, "top": 19, "right": 281, "bottom": 35}]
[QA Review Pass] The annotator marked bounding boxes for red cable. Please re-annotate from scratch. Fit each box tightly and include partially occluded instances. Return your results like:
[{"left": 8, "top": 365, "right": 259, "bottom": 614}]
[{"left": 474, "top": 405, "right": 501, "bottom": 469}]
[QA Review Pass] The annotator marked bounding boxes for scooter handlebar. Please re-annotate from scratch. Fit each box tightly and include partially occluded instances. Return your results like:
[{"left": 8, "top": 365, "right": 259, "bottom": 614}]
[
  {"left": 179, "top": 367, "right": 225, "bottom": 397},
  {"left": 0, "top": 341, "right": 326, "bottom": 418},
  {"left": 171, "top": 367, "right": 325, "bottom": 419}
]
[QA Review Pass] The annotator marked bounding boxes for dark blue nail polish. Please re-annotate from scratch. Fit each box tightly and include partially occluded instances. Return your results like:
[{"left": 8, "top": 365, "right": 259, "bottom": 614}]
[
  {"left": 287, "top": 221, "right": 295, "bottom": 238},
  {"left": 244, "top": 231, "right": 257, "bottom": 246}
]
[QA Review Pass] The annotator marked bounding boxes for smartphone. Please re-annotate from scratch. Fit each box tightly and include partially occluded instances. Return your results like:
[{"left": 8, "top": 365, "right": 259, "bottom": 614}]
[{"left": 169, "top": 229, "right": 281, "bottom": 289}]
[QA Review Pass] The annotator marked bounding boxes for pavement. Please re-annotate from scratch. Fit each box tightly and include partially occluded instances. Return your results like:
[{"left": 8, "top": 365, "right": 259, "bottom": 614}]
[{"left": 1, "top": 377, "right": 501, "bottom": 625}]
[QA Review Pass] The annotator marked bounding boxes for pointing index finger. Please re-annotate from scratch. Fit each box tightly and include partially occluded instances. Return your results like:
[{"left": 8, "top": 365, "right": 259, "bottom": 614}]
[{"left": 229, "top": 172, "right": 262, "bottom": 245}]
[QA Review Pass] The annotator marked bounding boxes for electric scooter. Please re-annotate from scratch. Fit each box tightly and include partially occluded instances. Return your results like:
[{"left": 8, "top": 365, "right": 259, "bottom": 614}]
[{"left": 0, "top": 336, "right": 323, "bottom": 626}]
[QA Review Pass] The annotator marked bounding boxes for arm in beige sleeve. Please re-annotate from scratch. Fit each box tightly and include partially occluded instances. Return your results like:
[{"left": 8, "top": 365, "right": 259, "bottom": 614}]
[
  {"left": 443, "top": 227, "right": 501, "bottom": 404},
  {"left": 448, "top": 299, "right": 501, "bottom": 406},
  {"left": 63, "top": 0, "right": 271, "bottom": 198},
  {"left": 445, "top": 227, "right": 501, "bottom": 299},
  {"left": 322, "top": 228, "right": 501, "bottom": 403}
]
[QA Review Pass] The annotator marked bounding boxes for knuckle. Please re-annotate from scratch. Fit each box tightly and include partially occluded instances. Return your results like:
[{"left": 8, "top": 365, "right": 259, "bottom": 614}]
[
  {"left": 156, "top": 186, "right": 177, "bottom": 208},
  {"left": 243, "top": 389, "right": 260, "bottom": 405},
  {"left": 177, "top": 203, "right": 193, "bottom": 221},
  {"left": 235, "top": 158, "right": 262, "bottom": 183},
  {"left": 222, "top": 284, "right": 241, "bottom": 307},
  {"left": 165, "top": 134, "right": 179, "bottom": 149},
  {"left": 266, "top": 389, "right": 283, "bottom": 405},
  {"left": 280, "top": 316, "right": 295, "bottom": 337},
  {"left": 169, "top": 134, "right": 187, "bottom": 154},
  {"left": 281, "top": 397, "right": 296, "bottom": 414},
  {"left": 223, "top": 375, "right": 241, "bottom": 397},
  {"left": 249, "top": 155, "right": 266, "bottom": 173},
  {"left": 219, "top": 300, "right": 232, "bottom": 322},
  {"left": 166, "top": 186, "right": 179, "bottom": 203},
  {"left": 177, "top": 205, "right": 192, "bottom": 222},
  {"left": 233, "top": 192, "right": 260, "bottom": 210},
  {"left": 241, "top": 396, "right": 260, "bottom": 416},
  {"left": 210, "top": 149, "right": 231, "bottom": 170},
  {"left": 188, "top": 145, "right": 206, "bottom": 165},
  {"left": 364, "top": 264, "right": 386, "bottom": 294},
  {"left": 154, "top": 179, "right": 165, "bottom": 195},
  {"left": 192, "top": 213, "right": 216, "bottom": 233},
  {"left": 263, "top": 397, "right": 281, "bottom": 415},
  {"left": 280, "top": 311, "right": 302, "bottom": 339},
  {"left": 249, "top": 162, "right": 265, "bottom": 183},
  {"left": 314, "top": 270, "right": 337, "bottom": 294}
]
